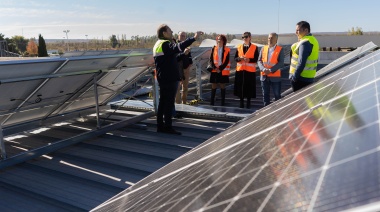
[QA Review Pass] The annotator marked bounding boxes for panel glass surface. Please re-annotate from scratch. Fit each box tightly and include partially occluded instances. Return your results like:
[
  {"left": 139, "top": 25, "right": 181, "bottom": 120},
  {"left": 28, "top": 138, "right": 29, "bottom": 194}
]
[
  {"left": 92, "top": 50, "right": 380, "bottom": 212},
  {"left": 0, "top": 53, "right": 153, "bottom": 127}
]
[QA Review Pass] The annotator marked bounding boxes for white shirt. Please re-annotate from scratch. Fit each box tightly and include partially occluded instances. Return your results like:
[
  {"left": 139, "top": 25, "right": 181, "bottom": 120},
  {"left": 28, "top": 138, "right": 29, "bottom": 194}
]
[
  {"left": 267, "top": 45, "right": 276, "bottom": 62},
  {"left": 218, "top": 46, "right": 223, "bottom": 66}
]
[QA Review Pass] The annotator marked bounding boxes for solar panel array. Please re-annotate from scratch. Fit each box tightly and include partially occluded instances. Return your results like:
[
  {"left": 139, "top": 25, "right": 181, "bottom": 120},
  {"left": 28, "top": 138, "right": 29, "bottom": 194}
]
[
  {"left": 92, "top": 48, "right": 380, "bottom": 211},
  {"left": 0, "top": 52, "right": 153, "bottom": 128}
]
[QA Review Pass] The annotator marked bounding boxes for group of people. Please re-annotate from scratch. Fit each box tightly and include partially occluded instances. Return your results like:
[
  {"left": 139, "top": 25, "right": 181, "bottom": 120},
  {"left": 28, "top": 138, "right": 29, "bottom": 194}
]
[{"left": 153, "top": 21, "right": 319, "bottom": 135}]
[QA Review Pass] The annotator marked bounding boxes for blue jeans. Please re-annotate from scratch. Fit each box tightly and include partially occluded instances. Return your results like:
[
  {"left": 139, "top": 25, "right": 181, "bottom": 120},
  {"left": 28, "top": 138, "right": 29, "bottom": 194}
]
[{"left": 261, "top": 79, "right": 281, "bottom": 106}]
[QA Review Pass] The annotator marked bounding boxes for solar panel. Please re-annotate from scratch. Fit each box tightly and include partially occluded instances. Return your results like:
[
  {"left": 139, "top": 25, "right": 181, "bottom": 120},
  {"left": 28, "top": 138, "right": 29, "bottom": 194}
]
[
  {"left": 315, "top": 41, "right": 377, "bottom": 79},
  {"left": 281, "top": 42, "right": 377, "bottom": 97},
  {"left": 92, "top": 49, "right": 380, "bottom": 211},
  {"left": 0, "top": 53, "right": 153, "bottom": 128}
]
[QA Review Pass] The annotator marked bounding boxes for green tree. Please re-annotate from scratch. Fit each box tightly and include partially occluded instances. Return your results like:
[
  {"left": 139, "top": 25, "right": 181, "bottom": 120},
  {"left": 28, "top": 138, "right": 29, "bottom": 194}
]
[
  {"left": 348, "top": 27, "right": 363, "bottom": 35},
  {"left": 38, "top": 34, "right": 48, "bottom": 57},
  {"left": 12, "top": 35, "right": 28, "bottom": 53},
  {"left": 5, "top": 38, "right": 19, "bottom": 53},
  {"left": 0, "top": 33, "right": 5, "bottom": 40},
  {"left": 109, "top": 34, "right": 118, "bottom": 48}
]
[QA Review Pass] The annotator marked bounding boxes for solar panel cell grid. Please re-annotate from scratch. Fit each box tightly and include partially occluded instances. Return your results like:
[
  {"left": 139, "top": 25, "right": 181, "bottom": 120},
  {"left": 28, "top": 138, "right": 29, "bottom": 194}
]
[{"left": 92, "top": 49, "right": 380, "bottom": 212}]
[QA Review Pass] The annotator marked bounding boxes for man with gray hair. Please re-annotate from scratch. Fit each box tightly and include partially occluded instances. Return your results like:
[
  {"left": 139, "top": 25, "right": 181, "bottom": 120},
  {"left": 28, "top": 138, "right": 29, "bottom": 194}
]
[
  {"left": 175, "top": 31, "right": 193, "bottom": 104},
  {"left": 258, "top": 32, "right": 284, "bottom": 106}
]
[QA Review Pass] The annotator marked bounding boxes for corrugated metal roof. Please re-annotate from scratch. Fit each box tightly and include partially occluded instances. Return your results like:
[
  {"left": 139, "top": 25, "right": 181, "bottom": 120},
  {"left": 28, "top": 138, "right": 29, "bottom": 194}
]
[{"left": 0, "top": 110, "right": 236, "bottom": 211}]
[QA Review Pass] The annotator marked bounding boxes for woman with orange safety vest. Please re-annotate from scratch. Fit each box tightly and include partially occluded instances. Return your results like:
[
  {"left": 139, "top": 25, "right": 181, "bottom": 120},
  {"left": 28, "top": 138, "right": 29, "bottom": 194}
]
[
  {"left": 208, "top": 34, "right": 231, "bottom": 106},
  {"left": 234, "top": 32, "right": 259, "bottom": 109}
]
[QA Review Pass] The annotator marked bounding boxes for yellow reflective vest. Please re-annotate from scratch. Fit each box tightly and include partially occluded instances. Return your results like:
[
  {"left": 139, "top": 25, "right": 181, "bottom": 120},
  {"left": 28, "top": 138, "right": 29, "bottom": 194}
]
[
  {"left": 153, "top": 39, "right": 170, "bottom": 57},
  {"left": 289, "top": 35, "right": 319, "bottom": 79}
]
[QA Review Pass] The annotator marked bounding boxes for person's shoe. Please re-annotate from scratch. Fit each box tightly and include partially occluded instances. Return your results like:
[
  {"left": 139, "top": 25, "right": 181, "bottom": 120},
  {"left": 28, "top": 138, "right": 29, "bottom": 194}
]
[
  {"left": 157, "top": 126, "right": 165, "bottom": 133},
  {"left": 239, "top": 101, "right": 244, "bottom": 108},
  {"left": 157, "top": 126, "right": 181, "bottom": 135},
  {"left": 174, "top": 114, "right": 183, "bottom": 119},
  {"left": 164, "top": 128, "right": 182, "bottom": 135}
]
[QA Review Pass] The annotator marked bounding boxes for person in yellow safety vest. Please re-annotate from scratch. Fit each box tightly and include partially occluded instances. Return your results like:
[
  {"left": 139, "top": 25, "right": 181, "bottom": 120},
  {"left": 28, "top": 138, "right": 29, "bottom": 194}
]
[
  {"left": 258, "top": 32, "right": 285, "bottom": 106},
  {"left": 289, "top": 21, "right": 319, "bottom": 92},
  {"left": 234, "top": 32, "right": 259, "bottom": 109},
  {"left": 153, "top": 24, "right": 203, "bottom": 135},
  {"left": 208, "top": 34, "right": 231, "bottom": 106}
]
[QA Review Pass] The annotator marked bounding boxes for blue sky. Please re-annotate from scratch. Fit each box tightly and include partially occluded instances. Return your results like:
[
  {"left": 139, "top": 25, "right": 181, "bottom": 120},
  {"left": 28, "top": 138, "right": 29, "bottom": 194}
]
[{"left": 1, "top": 0, "right": 379, "bottom": 39}]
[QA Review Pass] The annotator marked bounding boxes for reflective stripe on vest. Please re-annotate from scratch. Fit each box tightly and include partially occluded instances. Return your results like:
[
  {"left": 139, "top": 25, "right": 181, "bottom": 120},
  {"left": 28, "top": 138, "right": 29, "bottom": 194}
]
[
  {"left": 236, "top": 44, "right": 257, "bottom": 72},
  {"left": 212, "top": 46, "right": 231, "bottom": 76},
  {"left": 260, "top": 45, "right": 282, "bottom": 77},
  {"left": 289, "top": 35, "right": 319, "bottom": 78},
  {"left": 153, "top": 39, "right": 170, "bottom": 57}
]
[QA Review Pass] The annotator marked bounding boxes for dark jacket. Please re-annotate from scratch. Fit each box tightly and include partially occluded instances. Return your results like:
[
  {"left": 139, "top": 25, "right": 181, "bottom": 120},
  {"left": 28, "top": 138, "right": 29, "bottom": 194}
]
[
  {"left": 233, "top": 44, "right": 259, "bottom": 98},
  {"left": 176, "top": 40, "right": 193, "bottom": 69},
  {"left": 154, "top": 37, "right": 195, "bottom": 84}
]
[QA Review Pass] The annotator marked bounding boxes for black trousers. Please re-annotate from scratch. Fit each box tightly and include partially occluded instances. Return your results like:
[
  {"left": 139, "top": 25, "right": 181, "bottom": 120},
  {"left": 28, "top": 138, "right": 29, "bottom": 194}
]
[
  {"left": 157, "top": 81, "right": 178, "bottom": 129},
  {"left": 291, "top": 80, "right": 313, "bottom": 92}
]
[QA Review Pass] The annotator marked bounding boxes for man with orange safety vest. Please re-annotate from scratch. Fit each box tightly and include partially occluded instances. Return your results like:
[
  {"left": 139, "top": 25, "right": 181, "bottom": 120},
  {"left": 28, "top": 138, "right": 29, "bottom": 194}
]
[
  {"left": 258, "top": 32, "right": 284, "bottom": 106},
  {"left": 234, "top": 32, "right": 259, "bottom": 109}
]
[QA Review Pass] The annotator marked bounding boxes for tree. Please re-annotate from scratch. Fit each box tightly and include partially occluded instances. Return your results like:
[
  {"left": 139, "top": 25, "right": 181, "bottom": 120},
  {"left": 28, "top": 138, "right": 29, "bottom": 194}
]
[
  {"left": 12, "top": 35, "right": 28, "bottom": 53},
  {"left": 26, "top": 39, "right": 38, "bottom": 56},
  {"left": 38, "top": 34, "right": 48, "bottom": 57},
  {"left": 0, "top": 33, "right": 5, "bottom": 40},
  {"left": 109, "top": 34, "right": 118, "bottom": 48},
  {"left": 348, "top": 27, "right": 363, "bottom": 35}
]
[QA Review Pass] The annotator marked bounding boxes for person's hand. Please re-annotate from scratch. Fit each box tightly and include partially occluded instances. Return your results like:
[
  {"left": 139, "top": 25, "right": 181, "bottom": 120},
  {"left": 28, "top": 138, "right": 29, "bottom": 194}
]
[
  {"left": 194, "top": 31, "right": 204, "bottom": 40},
  {"left": 184, "top": 48, "right": 190, "bottom": 55},
  {"left": 264, "top": 69, "right": 271, "bottom": 75}
]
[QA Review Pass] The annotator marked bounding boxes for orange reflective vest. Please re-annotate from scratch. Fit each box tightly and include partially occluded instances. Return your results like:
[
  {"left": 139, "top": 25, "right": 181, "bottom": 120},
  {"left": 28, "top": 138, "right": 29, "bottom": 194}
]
[
  {"left": 236, "top": 44, "right": 257, "bottom": 72},
  {"left": 260, "top": 45, "right": 282, "bottom": 77},
  {"left": 212, "top": 46, "right": 231, "bottom": 76}
]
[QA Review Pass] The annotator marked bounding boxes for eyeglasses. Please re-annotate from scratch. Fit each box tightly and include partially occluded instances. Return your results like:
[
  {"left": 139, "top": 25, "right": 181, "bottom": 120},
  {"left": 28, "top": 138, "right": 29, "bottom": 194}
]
[{"left": 242, "top": 36, "right": 249, "bottom": 39}]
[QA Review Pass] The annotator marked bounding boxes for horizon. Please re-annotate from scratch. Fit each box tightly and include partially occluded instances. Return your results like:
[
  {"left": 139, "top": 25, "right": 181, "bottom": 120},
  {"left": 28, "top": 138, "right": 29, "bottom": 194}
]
[{"left": 1, "top": 0, "right": 380, "bottom": 40}]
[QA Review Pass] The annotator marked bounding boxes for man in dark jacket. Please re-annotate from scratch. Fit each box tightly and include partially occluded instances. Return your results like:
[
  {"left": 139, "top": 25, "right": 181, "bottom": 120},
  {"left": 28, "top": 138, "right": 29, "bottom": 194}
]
[{"left": 153, "top": 24, "right": 203, "bottom": 135}]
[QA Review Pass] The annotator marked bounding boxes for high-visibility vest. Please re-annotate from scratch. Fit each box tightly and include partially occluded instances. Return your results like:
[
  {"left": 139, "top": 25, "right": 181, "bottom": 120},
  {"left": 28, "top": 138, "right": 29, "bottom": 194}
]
[
  {"left": 212, "top": 46, "right": 231, "bottom": 76},
  {"left": 260, "top": 45, "right": 282, "bottom": 77},
  {"left": 153, "top": 39, "right": 170, "bottom": 57},
  {"left": 236, "top": 44, "right": 257, "bottom": 72},
  {"left": 289, "top": 35, "right": 319, "bottom": 78}
]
